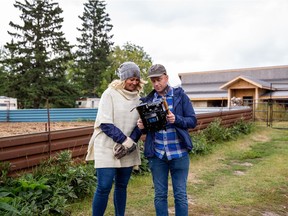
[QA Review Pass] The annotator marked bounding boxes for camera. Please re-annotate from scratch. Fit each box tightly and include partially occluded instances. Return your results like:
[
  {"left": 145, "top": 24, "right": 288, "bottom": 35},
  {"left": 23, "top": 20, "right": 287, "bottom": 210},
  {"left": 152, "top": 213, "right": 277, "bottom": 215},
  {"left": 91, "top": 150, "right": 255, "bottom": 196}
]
[{"left": 136, "top": 100, "right": 168, "bottom": 131}]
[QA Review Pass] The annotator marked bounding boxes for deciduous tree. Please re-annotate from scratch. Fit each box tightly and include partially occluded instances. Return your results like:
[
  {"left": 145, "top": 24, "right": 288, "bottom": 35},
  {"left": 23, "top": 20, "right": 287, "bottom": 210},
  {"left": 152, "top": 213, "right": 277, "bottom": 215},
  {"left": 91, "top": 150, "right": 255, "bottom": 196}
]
[{"left": 96, "top": 42, "right": 153, "bottom": 96}]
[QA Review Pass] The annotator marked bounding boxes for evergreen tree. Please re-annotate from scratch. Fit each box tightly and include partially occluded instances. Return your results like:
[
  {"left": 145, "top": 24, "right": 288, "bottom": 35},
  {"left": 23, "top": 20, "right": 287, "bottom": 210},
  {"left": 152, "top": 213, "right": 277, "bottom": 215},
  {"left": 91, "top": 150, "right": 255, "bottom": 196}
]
[
  {"left": 0, "top": 47, "right": 8, "bottom": 96},
  {"left": 2, "top": 0, "right": 78, "bottom": 108},
  {"left": 75, "top": 0, "right": 113, "bottom": 97}
]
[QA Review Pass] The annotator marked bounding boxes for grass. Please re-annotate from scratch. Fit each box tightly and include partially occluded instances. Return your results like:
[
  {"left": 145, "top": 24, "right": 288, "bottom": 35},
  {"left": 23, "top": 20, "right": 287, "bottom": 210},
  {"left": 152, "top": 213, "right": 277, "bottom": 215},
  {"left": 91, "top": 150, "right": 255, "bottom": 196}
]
[{"left": 69, "top": 125, "right": 288, "bottom": 215}]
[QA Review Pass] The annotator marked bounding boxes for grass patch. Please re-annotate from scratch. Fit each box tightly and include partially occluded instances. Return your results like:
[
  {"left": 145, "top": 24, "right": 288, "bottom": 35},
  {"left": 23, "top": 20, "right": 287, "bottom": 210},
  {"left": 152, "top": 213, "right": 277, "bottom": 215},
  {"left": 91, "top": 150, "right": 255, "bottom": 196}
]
[
  {"left": 188, "top": 126, "right": 288, "bottom": 215},
  {"left": 67, "top": 125, "right": 288, "bottom": 215}
]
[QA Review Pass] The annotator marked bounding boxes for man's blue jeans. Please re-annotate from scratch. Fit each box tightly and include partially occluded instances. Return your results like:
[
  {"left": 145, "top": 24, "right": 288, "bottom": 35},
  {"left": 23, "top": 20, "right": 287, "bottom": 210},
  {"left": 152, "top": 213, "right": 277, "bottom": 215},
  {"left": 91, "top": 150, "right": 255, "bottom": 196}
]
[
  {"left": 92, "top": 167, "right": 133, "bottom": 216},
  {"left": 148, "top": 154, "right": 190, "bottom": 216}
]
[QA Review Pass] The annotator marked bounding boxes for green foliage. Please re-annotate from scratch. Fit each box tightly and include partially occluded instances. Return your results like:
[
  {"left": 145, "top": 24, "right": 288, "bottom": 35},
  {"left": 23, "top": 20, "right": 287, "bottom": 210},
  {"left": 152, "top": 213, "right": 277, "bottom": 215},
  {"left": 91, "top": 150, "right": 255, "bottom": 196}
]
[
  {"left": 0, "top": 48, "right": 8, "bottom": 95},
  {"left": 201, "top": 118, "right": 232, "bottom": 144},
  {"left": 0, "top": 188, "right": 20, "bottom": 215},
  {"left": 74, "top": 0, "right": 113, "bottom": 97},
  {"left": 133, "top": 141, "right": 150, "bottom": 175},
  {"left": 1, "top": 0, "right": 77, "bottom": 108},
  {"left": 0, "top": 162, "right": 11, "bottom": 184},
  {"left": 231, "top": 118, "right": 254, "bottom": 135},
  {"left": 191, "top": 118, "right": 254, "bottom": 155},
  {"left": 97, "top": 42, "right": 153, "bottom": 96},
  {"left": 191, "top": 131, "right": 211, "bottom": 155},
  {"left": 0, "top": 151, "right": 96, "bottom": 215}
]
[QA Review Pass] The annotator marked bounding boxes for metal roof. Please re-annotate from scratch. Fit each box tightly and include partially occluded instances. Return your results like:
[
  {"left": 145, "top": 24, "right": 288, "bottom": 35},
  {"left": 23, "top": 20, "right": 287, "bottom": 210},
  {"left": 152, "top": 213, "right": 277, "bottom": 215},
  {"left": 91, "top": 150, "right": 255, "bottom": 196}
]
[
  {"left": 220, "top": 75, "right": 273, "bottom": 90},
  {"left": 179, "top": 65, "right": 288, "bottom": 100}
]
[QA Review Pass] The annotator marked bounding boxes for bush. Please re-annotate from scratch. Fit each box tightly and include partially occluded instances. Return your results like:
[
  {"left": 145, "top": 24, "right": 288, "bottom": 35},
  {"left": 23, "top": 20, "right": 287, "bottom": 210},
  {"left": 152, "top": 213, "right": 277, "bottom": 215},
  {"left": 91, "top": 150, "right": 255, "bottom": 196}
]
[
  {"left": 0, "top": 151, "right": 96, "bottom": 215},
  {"left": 190, "top": 118, "right": 254, "bottom": 155},
  {"left": 191, "top": 131, "right": 211, "bottom": 155},
  {"left": 133, "top": 141, "right": 150, "bottom": 175}
]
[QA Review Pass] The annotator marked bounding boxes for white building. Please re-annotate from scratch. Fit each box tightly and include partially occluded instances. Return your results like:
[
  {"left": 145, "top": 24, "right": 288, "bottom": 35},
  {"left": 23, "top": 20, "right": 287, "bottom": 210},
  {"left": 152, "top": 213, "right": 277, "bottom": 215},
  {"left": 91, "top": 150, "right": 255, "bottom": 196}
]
[
  {"left": 0, "top": 96, "right": 18, "bottom": 110},
  {"left": 76, "top": 97, "right": 100, "bottom": 108}
]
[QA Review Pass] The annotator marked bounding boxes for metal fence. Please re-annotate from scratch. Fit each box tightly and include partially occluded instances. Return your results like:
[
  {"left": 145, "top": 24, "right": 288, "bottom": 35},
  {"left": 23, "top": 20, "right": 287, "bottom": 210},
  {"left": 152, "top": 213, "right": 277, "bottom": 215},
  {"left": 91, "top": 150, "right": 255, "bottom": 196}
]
[
  {"left": 0, "top": 108, "right": 98, "bottom": 122},
  {"left": 0, "top": 108, "right": 253, "bottom": 176},
  {"left": 0, "top": 107, "right": 249, "bottom": 122},
  {"left": 247, "top": 100, "right": 288, "bottom": 129}
]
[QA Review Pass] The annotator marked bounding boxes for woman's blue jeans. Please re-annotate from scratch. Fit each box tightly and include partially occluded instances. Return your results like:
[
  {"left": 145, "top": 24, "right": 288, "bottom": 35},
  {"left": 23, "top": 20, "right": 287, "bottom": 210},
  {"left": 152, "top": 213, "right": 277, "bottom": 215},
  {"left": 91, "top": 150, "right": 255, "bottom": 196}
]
[
  {"left": 148, "top": 154, "right": 190, "bottom": 216},
  {"left": 92, "top": 167, "right": 133, "bottom": 216}
]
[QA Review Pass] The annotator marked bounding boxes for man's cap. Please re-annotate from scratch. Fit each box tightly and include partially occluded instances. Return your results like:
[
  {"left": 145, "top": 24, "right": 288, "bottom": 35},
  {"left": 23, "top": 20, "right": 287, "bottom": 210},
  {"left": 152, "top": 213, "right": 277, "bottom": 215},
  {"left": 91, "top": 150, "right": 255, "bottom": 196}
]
[
  {"left": 148, "top": 64, "right": 167, "bottom": 78},
  {"left": 116, "top": 61, "right": 140, "bottom": 81}
]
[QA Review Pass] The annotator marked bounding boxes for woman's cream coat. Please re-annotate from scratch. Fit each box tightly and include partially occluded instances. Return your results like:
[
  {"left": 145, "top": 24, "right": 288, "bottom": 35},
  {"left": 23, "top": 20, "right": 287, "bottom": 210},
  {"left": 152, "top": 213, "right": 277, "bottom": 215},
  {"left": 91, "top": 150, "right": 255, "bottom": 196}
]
[{"left": 86, "top": 80, "right": 141, "bottom": 168}]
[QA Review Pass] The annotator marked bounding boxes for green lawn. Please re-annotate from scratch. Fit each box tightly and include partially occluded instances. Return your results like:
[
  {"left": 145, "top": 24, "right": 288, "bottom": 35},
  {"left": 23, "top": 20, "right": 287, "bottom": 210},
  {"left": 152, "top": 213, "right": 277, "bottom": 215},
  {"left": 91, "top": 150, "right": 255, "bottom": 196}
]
[{"left": 70, "top": 125, "right": 288, "bottom": 216}]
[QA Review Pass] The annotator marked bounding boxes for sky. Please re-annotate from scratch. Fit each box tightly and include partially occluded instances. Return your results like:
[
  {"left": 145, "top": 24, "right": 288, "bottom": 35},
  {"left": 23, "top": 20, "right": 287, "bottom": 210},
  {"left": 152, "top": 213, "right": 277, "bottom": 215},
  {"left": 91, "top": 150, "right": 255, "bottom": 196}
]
[{"left": 1, "top": 0, "right": 288, "bottom": 86}]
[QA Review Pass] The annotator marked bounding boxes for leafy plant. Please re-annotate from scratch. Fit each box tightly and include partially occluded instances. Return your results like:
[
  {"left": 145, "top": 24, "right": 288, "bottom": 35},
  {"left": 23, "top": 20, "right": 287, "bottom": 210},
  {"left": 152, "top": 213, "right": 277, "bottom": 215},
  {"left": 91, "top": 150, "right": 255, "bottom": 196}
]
[
  {"left": 190, "top": 118, "right": 254, "bottom": 155},
  {"left": 0, "top": 188, "right": 20, "bottom": 215},
  {"left": 191, "top": 131, "right": 211, "bottom": 155},
  {"left": 0, "top": 162, "right": 11, "bottom": 184},
  {"left": 133, "top": 141, "right": 150, "bottom": 175}
]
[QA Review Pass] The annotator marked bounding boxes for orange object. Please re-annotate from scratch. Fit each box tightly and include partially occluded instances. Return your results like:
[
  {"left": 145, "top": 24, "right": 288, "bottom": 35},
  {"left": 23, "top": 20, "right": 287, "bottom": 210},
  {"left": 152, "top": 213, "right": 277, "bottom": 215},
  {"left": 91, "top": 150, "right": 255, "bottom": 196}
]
[{"left": 163, "top": 98, "right": 171, "bottom": 114}]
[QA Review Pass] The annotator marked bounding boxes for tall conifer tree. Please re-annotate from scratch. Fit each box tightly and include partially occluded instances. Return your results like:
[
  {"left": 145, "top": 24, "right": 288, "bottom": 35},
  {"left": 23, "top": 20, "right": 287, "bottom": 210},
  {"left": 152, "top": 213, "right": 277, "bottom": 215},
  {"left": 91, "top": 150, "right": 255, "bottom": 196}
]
[
  {"left": 3, "top": 0, "right": 77, "bottom": 108},
  {"left": 75, "top": 0, "right": 113, "bottom": 97}
]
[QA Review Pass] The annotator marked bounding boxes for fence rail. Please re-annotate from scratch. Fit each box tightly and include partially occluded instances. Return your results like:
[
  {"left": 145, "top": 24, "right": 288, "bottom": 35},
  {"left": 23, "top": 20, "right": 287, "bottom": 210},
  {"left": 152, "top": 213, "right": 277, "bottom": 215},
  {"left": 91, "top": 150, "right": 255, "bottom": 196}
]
[
  {"left": 0, "top": 108, "right": 98, "bottom": 122},
  {"left": 0, "top": 107, "right": 249, "bottom": 122},
  {"left": 0, "top": 108, "right": 252, "bottom": 176}
]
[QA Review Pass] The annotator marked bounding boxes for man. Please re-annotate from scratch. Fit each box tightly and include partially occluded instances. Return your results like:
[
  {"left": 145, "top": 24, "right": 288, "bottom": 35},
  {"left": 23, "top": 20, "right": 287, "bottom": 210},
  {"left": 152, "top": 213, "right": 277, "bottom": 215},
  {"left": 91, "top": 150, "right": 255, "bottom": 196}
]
[{"left": 137, "top": 64, "right": 197, "bottom": 216}]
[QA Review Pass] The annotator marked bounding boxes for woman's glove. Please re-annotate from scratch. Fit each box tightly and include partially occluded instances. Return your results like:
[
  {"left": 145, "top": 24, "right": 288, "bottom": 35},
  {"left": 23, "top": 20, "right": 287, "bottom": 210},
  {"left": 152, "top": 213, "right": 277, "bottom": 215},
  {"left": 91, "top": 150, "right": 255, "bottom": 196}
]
[
  {"left": 122, "top": 137, "right": 137, "bottom": 154},
  {"left": 113, "top": 137, "right": 137, "bottom": 159},
  {"left": 113, "top": 143, "right": 126, "bottom": 159}
]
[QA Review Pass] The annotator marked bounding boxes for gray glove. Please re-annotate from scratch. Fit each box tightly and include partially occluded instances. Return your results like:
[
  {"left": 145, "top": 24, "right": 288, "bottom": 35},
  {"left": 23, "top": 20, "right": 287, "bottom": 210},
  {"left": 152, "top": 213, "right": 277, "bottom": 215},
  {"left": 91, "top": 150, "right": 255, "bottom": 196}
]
[
  {"left": 113, "top": 137, "right": 137, "bottom": 159},
  {"left": 113, "top": 143, "right": 127, "bottom": 159},
  {"left": 122, "top": 137, "right": 137, "bottom": 154}
]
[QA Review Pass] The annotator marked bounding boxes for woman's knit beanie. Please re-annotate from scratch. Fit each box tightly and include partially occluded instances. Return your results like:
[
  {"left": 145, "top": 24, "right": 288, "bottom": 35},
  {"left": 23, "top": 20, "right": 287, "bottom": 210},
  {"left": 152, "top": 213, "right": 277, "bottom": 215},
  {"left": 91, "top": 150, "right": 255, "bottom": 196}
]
[{"left": 116, "top": 62, "right": 140, "bottom": 81}]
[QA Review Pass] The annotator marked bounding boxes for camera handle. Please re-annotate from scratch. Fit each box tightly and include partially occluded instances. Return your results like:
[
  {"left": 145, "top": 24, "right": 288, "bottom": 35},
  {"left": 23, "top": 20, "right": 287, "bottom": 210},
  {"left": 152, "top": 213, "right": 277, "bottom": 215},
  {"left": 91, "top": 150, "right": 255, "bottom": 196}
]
[{"left": 163, "top": 97, "right": 171, "bottom": 114}]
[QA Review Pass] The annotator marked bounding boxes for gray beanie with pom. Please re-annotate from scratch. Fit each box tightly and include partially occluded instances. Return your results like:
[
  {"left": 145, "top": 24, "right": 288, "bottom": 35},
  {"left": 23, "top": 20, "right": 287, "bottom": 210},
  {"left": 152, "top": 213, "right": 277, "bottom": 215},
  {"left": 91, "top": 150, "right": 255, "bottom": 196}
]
[{"left": 116, "top": 62, "right": 140, "bottom": 81}]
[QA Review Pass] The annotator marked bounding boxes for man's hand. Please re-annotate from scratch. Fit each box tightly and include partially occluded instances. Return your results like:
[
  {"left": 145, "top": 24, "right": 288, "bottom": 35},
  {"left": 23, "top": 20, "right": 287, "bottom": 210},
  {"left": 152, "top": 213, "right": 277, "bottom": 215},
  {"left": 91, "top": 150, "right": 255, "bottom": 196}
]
[{"left": 166, "top": 112, "right": 175, "bottom": 124}]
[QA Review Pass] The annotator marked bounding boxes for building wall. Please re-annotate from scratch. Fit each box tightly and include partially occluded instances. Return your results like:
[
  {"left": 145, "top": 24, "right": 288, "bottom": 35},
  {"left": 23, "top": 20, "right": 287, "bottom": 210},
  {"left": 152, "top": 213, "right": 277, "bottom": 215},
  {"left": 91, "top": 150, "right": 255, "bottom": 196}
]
[
  {"left": 192, "top": 101, "right": 208, "bottom": 107},
  {"left": 231, "top": 89, "right": 255, "bottom": 98},
  {"left": 76, "top": 98, "right": 100, "bottom": 108},
  {"left": 0, "top": 97, "right": 18, "bottom": 110}
]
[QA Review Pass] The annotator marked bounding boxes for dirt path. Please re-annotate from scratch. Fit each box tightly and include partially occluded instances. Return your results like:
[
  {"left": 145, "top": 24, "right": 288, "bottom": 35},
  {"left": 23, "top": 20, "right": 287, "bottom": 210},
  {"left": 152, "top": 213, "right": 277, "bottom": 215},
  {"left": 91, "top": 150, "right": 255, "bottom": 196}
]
[{"left": 0, "top": 121, "right": 94, "bottom": 137}]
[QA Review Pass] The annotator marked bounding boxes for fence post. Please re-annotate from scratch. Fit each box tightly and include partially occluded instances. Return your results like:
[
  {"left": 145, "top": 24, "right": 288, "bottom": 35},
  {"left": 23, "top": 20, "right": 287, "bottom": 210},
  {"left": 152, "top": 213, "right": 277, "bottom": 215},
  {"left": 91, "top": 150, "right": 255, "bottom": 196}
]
[{"left": 47, "top": 98, "right": 52, "bottom": 157}]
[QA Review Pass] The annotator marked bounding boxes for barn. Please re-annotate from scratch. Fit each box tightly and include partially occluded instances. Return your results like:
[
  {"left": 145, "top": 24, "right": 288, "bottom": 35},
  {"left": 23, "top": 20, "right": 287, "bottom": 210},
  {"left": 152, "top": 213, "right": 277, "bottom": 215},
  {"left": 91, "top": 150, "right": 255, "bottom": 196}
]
[{"left": 179, "top": 65, "right": 288, "bottom": 108}]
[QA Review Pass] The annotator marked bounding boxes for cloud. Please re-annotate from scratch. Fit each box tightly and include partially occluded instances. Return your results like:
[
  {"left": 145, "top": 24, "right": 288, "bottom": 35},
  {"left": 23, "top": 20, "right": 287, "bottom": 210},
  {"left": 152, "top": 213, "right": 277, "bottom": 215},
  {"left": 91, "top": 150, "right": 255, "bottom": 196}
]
[{"left": 1, "top": 0, "right": 288, "bottom": 86}]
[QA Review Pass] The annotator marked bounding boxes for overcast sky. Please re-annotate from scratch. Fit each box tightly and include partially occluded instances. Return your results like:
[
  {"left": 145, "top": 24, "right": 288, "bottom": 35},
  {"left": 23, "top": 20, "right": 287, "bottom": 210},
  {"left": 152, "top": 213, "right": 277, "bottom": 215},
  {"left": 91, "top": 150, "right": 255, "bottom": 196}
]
[{"left": 1, "top": 0, "right": 288, "bottom": 86}]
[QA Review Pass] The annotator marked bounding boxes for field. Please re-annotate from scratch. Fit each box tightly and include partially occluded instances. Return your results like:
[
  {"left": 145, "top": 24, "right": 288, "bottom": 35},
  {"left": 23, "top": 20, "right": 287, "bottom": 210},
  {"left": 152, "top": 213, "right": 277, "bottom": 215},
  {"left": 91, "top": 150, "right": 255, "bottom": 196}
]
[{"left": 0, "top": 121, "right": 94, "bottom": 137}]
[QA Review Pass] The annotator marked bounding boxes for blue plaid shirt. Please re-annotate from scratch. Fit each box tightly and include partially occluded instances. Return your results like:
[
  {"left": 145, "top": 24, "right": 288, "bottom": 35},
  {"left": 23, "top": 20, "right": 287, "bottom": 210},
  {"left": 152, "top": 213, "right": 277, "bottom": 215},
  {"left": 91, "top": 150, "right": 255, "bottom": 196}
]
[{"left": 153, "top": 86, "right": 188, "bottom": 160}]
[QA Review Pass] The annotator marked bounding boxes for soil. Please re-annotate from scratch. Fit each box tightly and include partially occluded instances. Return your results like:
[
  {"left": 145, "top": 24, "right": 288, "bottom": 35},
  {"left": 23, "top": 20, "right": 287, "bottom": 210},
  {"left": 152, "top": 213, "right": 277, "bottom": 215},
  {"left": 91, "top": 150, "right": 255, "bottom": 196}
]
[{"left": 0, "top": 121, "right": 94, "bottom": 137}]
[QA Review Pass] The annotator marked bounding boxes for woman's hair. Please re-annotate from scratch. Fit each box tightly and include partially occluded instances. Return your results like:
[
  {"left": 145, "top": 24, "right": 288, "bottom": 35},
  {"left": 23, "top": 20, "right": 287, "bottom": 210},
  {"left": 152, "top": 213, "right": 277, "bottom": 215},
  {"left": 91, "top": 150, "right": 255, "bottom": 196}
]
[{"left": 109, "top": 79, "right": 147, "bottom": 93}]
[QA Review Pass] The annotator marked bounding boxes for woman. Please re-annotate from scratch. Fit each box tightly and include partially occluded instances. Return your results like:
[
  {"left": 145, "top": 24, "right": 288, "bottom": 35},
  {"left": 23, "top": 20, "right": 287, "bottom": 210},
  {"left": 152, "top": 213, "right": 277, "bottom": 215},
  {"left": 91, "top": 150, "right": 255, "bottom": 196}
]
[{"left": 86, "top": 61, "right": 145, "bottom": 216}]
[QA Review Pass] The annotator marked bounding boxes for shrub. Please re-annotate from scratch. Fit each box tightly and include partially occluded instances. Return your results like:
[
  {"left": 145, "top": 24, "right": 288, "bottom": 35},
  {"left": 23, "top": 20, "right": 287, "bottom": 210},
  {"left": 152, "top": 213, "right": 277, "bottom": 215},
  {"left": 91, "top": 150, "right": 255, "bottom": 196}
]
[
  {"left": 191, "top": 131, "right": 211, "bottom": 155},
  {"left": 190, "top": 118, "right": 254, "bottom": 155},
  {"left": 0, "top": 151, "right": 96, "bottom": 215}
]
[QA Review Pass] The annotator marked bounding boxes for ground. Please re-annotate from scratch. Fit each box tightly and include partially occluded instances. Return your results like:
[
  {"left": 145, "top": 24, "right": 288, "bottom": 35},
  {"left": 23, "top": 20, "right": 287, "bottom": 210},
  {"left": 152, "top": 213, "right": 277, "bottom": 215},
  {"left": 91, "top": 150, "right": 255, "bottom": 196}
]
[{"left": 0, "top": 121, "right": 94, "bottom": 137}]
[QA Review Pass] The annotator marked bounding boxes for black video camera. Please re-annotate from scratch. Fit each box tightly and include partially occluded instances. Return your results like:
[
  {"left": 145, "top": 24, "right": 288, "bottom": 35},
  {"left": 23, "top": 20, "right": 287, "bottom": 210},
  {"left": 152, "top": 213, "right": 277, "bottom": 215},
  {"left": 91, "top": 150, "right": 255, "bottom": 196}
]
[{"left": 136, "top": 100, "right": 168, "bottom": 131}]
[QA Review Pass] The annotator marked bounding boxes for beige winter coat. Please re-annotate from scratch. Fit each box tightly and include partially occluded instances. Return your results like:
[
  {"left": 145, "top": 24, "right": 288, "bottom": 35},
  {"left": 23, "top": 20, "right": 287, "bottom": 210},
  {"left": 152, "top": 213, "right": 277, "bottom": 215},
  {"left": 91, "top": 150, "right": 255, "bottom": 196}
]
[{"left": 85, "top": 80, "right": 141, "bottom": 168}]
